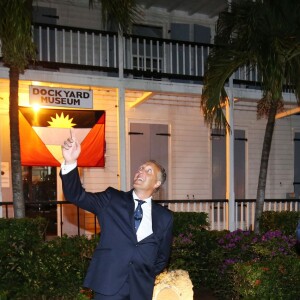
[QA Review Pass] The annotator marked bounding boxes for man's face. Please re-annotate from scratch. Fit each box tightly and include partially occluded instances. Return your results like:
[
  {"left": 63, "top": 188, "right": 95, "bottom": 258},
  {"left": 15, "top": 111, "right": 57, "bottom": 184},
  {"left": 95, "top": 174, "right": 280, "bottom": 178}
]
[{"left": 133, "top": 161, "right": 161, "bottom": 194}]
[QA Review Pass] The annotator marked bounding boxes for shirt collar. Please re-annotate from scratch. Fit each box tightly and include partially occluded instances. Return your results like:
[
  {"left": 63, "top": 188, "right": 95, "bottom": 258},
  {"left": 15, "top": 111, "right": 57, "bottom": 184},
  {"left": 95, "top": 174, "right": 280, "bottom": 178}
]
[{"left": 132, "top": 190, "right": 152, "bottom": 204}]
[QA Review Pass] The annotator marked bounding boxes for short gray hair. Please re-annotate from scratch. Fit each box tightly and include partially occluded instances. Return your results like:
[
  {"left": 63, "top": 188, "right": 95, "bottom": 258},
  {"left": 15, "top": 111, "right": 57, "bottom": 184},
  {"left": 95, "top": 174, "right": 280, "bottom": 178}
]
[{"left": 148, "top": 160, "right": 167, "bottom": 187}]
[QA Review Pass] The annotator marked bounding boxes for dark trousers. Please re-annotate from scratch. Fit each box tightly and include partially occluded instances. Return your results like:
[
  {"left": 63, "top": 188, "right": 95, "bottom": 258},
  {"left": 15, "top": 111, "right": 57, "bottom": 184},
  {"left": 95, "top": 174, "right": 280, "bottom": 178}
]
[{"left": 94, "top": 280, "right": 130, "bottom": 300}]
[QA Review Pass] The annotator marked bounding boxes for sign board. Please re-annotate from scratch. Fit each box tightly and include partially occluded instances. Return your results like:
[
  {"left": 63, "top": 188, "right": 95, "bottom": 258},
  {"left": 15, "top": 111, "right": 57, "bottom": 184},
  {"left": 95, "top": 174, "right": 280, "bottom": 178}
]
[{"left": 29, "top": 86, "right": 93, "bottom": 109}]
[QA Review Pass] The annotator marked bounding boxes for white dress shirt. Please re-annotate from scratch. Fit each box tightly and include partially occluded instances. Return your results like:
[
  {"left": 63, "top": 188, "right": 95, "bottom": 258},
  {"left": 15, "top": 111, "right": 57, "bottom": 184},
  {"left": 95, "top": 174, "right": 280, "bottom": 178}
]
[{"left": 132, "top": 190, "right": 153, "bottom": 242}]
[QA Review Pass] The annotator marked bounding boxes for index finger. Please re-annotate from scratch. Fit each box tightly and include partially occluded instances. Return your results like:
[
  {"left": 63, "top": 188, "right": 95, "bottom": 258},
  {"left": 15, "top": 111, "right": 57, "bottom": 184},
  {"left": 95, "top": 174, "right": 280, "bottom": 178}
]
[{"left": 70, "top": 128, "right": 75, "bottom": 141}]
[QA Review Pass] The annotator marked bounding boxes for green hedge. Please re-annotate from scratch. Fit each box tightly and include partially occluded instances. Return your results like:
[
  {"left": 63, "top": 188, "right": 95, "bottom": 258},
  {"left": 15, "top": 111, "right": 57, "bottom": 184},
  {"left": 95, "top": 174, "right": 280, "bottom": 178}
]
[
  {"left": 259, "top": 211, "right": 300, "bottom": 236},
  {"left": 172, "top": 212, "right": 209, "bottom": 236},
  {"left": 170, "top": 211, "right": 216, "bottom": 289},
  {"left": 169, "top": 229, "right": 225, "bottom": 290},
  {"left": 233, "top": 256, "right": 300, "bottom": 299},
  {"left": 0, "top": 218, "right": 97, "bottom": 299},
  {"left": 0, "top": 217, "right": 47, "bottom": 298},
  {"left": 1, "top": 211, "right": 299, "bottom": 299},
  {"left": 170, "top": 210, "right": 300, "bottom": 299}
]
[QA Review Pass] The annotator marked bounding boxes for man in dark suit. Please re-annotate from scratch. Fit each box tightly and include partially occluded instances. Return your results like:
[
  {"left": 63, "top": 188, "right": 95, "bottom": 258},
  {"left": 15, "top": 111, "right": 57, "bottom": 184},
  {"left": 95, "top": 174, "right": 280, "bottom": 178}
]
[{"left": 60, "top": 130, "right": 173, "bottom": 300}]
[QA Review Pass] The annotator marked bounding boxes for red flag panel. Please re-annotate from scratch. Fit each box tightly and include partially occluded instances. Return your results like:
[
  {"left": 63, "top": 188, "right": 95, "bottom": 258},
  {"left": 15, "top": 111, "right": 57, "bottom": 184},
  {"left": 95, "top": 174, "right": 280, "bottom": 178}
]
[{"left": 19, "top": 112, "right": 60, "bottom": 166}]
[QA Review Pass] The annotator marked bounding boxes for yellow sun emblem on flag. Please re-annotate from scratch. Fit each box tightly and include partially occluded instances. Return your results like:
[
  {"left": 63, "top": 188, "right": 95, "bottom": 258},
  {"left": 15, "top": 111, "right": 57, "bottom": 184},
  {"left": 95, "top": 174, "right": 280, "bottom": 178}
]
[{"left": 47, "top": 113, "right": 76, "bottom": 128}]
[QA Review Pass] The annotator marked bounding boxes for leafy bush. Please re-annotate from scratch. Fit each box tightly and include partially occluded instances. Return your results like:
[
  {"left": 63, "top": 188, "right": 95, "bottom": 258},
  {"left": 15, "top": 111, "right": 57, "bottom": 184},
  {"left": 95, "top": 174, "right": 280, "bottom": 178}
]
[
  {"left": 0, "top": 218, "right": 98, "bottom": 299},
  {"left": 169, "top": 227, "right": 224, "bottom": 290},
  {"left": 0, "top": 290, "right": 8, "bottom": 300},
  {"left": 260, "top": 211, "right": 300, "bottom": 236},
  {"left": 169, "top": 211, "right": 211, "bottom": 289},
  {"left": 172, "top": 212, "right": 209, "bottom": 236},
  {"left": 0, "top": 217, "right": 47, "bottom": 298},
  {"left": 2, "top": 214, "right": 299, "bottom": 299},
  {"left": 209, "top": 229, "right": 298, "bottom": 299},
  {"left": 34, "top": 235, "right": 97, "bottom": 299},
  {"left": 252, "top": 230, "right": 297, "bottom": 258},
  {"left": 233, "top": 256, "right": 300, "bottom": 299}
]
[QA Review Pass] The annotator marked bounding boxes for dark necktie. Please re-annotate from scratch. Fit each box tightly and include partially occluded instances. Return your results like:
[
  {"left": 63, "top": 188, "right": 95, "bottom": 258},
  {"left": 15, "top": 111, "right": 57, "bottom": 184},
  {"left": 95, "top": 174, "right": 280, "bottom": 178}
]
[{"left": 134, "top": 200, "right": 145, "bottom": 232}]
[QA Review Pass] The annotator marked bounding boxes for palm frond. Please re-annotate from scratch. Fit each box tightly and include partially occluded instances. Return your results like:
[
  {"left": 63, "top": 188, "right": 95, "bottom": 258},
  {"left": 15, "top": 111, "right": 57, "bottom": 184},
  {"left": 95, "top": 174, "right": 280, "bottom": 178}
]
[
  {"left": 201, "top": 48, "right": 254, "bottom": 129},
  {"left": 89, "top": 0, "right": 141, "bottom": 33},
  {"left": 202, "top": 0, "right": 300, "bottom": 125},
  {"left": 0, "top": 0, "right": 36, "bottom": 71}
]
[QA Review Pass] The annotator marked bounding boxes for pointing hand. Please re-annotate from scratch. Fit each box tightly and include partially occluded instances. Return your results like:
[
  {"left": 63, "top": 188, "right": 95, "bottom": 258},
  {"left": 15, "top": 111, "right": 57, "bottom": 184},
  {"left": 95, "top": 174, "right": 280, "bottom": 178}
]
[{"left": 61, "top": 128, "right": 81, "bottom": 164}]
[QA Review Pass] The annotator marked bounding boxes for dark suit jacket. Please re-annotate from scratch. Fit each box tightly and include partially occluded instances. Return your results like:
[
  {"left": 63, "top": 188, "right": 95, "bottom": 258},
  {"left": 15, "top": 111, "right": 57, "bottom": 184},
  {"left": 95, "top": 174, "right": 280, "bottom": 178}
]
[{"left": 60, "top": 168, "right": 173, "bottom": 300}]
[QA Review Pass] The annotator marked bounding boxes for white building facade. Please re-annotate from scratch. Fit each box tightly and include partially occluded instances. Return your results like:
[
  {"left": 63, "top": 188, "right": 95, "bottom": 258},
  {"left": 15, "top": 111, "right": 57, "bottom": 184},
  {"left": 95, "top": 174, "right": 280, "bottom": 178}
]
[{"left": 0, "top": 0, "right": 299, "bottom": 233}]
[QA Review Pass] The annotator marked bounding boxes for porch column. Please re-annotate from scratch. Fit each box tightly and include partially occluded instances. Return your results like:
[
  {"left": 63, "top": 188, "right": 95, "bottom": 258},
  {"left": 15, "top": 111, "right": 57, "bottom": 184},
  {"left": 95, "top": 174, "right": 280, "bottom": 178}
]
[
  {"left": 117, "top": 31, "right": 127, "bottom": 190},
  {"left": 226, "top": 76, "right": 235, "bottom": 231}
]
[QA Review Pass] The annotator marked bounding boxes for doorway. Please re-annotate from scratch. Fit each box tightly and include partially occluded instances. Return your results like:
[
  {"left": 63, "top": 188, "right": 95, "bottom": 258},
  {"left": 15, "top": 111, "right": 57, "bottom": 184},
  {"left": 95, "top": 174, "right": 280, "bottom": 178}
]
[
  {"left": 211, "top": 129, "right": 246, "bottom": 199},
  {"left": 211, "top": 129, "right": 247, "bottom": 223},
  {"left": 129, "top": 123, "right": 169, "bottom": 200}
]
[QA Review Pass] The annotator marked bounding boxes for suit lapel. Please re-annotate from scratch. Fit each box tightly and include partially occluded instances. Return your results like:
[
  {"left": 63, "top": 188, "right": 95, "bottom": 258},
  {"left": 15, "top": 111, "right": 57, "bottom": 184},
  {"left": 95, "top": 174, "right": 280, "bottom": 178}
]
[
  {"left": 125, "top": 190, "right": 137, "bottom": 237},
  {"left": 151, "top": 202, "right": 160, "bottom": 236}
]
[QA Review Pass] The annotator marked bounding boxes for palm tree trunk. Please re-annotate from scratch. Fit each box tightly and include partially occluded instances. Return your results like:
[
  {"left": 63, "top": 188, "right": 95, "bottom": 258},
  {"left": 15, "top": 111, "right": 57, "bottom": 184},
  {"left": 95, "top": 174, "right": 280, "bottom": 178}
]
[
  {"left": 254, "top": 103, "right": 278, "bottom": 233},
  {"left": 9, "top": 66, "right": 25, "bottom": 218}
]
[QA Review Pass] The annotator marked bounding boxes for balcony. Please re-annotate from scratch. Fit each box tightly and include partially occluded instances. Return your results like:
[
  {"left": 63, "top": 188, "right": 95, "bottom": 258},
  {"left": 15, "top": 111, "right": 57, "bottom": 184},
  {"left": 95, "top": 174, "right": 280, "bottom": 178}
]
[
  {"left": 0, "top": 22, "right": 295, "bottom": 95},
  {"left": 0, "top": 22, "right": 280, "bottom": 92}
]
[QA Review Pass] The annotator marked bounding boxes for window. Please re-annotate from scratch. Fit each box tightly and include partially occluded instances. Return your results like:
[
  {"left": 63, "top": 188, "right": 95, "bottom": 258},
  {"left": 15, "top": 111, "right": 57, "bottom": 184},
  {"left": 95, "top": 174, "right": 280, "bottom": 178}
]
[
  {"left": 131, "top": 24, "right": 163, "bottom": 73},
  {"left": 22, "top": 166, "right": 57, "bottom": 235}
]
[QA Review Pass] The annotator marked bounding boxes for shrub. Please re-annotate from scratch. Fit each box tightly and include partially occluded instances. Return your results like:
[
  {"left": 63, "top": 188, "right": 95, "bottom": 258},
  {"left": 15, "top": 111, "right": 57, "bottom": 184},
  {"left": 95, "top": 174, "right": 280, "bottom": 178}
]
[
  {"left": 0, "top": 218, "right": 98, "bottom": 299},
  {"left": 252, "top": 230, "right": 297, "bottom": 258},
  {"left": 260, "top": 211, "right": 300, "bottom": 236},
  {"left": 34, "top": 235, "right": 98, "bottom": 299},
  {"left": 0, "top": 290, "right": 8, "bottom": 300},
  {"left": 172, "top": 212, "right": 209, "bottom": 236},
  {"left": 233, "top": 256, "right": 300, "bottom": 299},
  {"left": 0, "top": 217, "right": 47, "bottom": 298},
  {"left": 169, "top": 228, "right": 223, "bottom": 290},
  {"left": 209, "top": 229, "right": 298, "bottom": 299},
  {"left": 2, "top": 215, "right": 299, "bottom": 299},
  {"left": 169, "top": 211, "right": 211, "bottom": 288}
]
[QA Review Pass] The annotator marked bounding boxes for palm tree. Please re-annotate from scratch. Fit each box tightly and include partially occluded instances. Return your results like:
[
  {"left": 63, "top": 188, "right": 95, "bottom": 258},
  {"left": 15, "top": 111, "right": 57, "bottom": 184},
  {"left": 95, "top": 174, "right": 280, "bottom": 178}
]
[
  {"left": 0, "top": 0, "right": 139, "bottom": 218},
  {"left": 89, "top": 0, "right": 141, "bottom": 33},
  {"left": 201, "top": 0, "right": 300, "bottom": 233},
  {"left": 0, "top": 0, "right": 138, "bottom": 218},
  {"left": 0, "top": 0, "right": 36, "bottom": 218}
]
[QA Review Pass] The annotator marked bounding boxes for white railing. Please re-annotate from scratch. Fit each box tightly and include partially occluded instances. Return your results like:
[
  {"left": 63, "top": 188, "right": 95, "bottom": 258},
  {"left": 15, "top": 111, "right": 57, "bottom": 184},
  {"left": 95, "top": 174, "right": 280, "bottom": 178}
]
[
  {"left": 123, "top": 35, "right": 210, "bottom": 78},
  {"left": 26, "top": 23, "right": 260, "bottom": 85},
  {"left": 0, "top": 199, "right": 299, "bottom": 234},
  {"left": 0, "top": 23, "right": 293, "bottom": 92},
  {"left": 32, "top": 23, "right": 118, "bottom": 69},
  {"left": 159, "top": 199, "right": 300, "bottom": 231}
]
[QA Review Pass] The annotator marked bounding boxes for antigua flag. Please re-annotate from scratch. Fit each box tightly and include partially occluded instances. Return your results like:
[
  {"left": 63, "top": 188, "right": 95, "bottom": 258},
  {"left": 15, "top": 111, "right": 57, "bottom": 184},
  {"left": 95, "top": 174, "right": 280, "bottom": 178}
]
[{"left": 19, "top": 107, "right": 105, "bottom": 167}]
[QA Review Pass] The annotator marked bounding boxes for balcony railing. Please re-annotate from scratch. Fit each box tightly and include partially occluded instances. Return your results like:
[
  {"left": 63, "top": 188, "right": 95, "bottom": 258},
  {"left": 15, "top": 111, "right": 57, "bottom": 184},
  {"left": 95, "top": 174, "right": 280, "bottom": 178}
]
[
  {"left": 1, "top": 199, "right": 299, "bottom": 236},
  {"left": 0, "top": 22, "right": 296, "bottom": 95},
  {"left": 0, "top": 22, "right": 270, "bottom": 89},
  {"left": 30, "top": 22, "right": 261, "bottom": 85}
]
